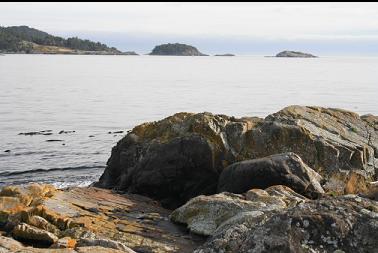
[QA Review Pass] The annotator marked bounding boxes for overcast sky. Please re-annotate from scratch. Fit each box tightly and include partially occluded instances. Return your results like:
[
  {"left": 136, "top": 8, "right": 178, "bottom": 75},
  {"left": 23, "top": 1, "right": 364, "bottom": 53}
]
[{"left": 1, "top": 2, "right": 378, "bottom": 55}]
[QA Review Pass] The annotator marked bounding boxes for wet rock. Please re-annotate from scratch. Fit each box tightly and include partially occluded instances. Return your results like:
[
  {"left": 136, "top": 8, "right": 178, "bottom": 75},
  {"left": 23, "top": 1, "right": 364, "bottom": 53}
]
[
  {"left": 170, "top": 185, "right": 306, "bottom": 236},
  {"left": 12, "top": 223, "right": 58, "bottom": 245},
  {"left": 3, "top": 150, "right": 10, "bottom": 153},
  {"left": 194, "top": 195, "right": 378, "bottom": 253},
  {"left": 217, "top": 153, "right": 324, "bottom": 198}
]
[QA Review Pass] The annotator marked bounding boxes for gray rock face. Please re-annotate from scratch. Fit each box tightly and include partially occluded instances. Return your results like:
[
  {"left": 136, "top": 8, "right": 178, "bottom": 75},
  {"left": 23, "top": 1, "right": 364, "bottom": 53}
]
[
  {"left": 96, "top": 106, "right": 378, "bottom": 208},
  {"left": 170, "top": 185, "right": 307, "bottom": 236},
  {"left": 276, "top": 50, "right": 317, "bottom": 57},
  {"left": 195, "top": 195, "right": 378, "bottom": 253},
  {"left": 217, "top": 153, "right": 324, "bottom": 198},
  {"left": 149, "top": 43, "right": 207, "bottom": 56},
  {"left": 254, "top": 106, "right": 378, "bottom": 178}
]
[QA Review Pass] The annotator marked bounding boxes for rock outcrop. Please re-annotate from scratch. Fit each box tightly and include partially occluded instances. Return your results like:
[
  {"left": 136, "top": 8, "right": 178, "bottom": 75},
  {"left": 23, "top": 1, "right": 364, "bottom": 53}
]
[
  {"left": 217, "top": 153, "right": 324, "bottom": 198},
  {"left": 194, "top": 194, "right": 378, "bottom": 253},
  {"left": 96, "top": 106, "right": 378, "bottom": 207},
  {"left": 2, "top": 105, "right": 378, "bottom": 252},
  {"left": 276, "top": 50, "right": 317, "bottom": 57},
  {"left": 95, "top": 112, "right": 262, "bottom": 208},
  {"left": 12, "top": 223, "right": 59, "bottom": 245},
  {"left": 170, "top": 185, "right": 307, "bottom": 236},
  {"left": 0, "top": 184, "right": 204, "bottom": 253},
  {"left": 149, "top": 43, "right": 207, "bottom": 56}
]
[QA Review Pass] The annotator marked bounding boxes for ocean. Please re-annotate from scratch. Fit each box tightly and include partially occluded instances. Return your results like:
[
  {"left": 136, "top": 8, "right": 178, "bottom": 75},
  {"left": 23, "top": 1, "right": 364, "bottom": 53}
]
[{"left": 0, "top": 54, "right": 377, "bottom": 187}]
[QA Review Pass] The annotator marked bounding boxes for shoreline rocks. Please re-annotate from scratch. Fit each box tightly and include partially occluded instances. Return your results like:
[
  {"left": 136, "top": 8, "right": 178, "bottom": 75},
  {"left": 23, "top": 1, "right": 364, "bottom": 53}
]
[
  {"left": 193, "top": 194, "right": 378, "bottom": 253},
  {"left": 12, "top": 223, "right": 59, "bottom": 245},
  {"left": 0, "top": 184, "right": 204, "bottom": 253},
  {"left": 2, "top": 105, "right": 378, "bottom": 252},
  {"left": 170, "top": 185, "right": 308, "bottom": 236},
  {"left": 96, "top": 105, "right": 377, "bottom": 208}
]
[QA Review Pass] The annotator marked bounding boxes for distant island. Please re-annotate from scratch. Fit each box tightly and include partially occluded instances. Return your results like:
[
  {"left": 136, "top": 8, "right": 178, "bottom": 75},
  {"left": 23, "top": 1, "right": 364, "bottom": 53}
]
[
  {"left": 214, "top": 53, "right": 235, "bottom": 56},
  {"left": 0, "top": 26, "right": 137, "bottom": 55},
  {"left": 275, "top": 50, "right": 317, "bottom": 58},
  {"left": 149, "top": 43, "right": 208, "bottom": 56}
]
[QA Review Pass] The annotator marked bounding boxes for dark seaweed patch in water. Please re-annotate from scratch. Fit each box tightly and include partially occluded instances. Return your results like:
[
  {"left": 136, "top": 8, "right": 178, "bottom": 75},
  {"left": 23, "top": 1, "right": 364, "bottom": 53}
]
[{"left": 0, "top": 165, "right": 105, "bottom": 177}]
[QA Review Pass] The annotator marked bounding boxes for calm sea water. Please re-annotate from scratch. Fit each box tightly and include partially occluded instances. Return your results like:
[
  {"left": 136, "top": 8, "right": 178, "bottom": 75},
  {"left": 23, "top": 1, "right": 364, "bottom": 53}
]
[{"left": 0, "top": 54, "right": 377, "bottom": 188}]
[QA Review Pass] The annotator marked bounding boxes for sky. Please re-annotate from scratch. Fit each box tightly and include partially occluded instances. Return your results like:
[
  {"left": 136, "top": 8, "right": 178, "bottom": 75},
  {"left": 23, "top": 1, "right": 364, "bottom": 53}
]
[{"left": 1, "top": 2, "right": 378, "bottom": 55}]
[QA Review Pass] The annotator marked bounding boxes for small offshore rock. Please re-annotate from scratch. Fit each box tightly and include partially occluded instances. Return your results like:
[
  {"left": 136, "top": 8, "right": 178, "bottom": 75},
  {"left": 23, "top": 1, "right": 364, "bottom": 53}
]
[
  {"left": 58, "top": 130, "right": 76, "bottom": 134},
  {"left": 107, "top": 131, "right": 124, "bottom": 134},
  {"left": 276, "top": 50, "right": 317, "bottom": 58},
  {"left": 18, "top": 130, "right": 53, "bottom": 136},
  {"left": 214, "top": 54, "right": 235, "bottom": 56}
]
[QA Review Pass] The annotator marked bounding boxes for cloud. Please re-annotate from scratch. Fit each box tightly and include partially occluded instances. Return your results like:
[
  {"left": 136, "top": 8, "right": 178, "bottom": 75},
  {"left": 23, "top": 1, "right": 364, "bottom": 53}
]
[
  {"left": 1, "top": 2, "right": 378, "bottom": 41},
  {"left": 1, "top": 2, "right": 378, "bottom": 55}
]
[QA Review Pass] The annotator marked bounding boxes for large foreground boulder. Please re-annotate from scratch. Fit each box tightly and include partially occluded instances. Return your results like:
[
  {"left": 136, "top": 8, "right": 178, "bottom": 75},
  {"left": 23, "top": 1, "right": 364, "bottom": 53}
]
[
  {"left": 95, "top": 112, "right": 261, "bottom": 208},
  {"left": 170, "top": 185, "right": 307, "bottom": 236},
  {"left": 96, "top": 106, "right": 378, "bottom": 208},
  {"left": 217, "top": 153, "right": 324, "bottom": 198},
  {"left": 194, "top": 194, "right": 378, "bottom": 253}
]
